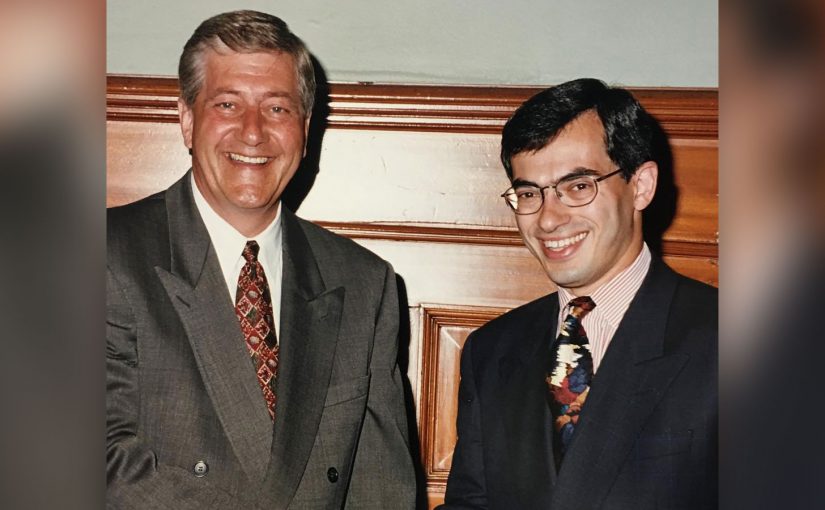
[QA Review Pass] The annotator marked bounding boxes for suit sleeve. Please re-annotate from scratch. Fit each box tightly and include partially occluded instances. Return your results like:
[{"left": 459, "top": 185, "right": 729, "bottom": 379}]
[
  {"left": 106, "top": 267, "right": 252, "bottom": 510},
  {"left": 438, "top": 333, "right": 489, "bottom": 509},
  {"left": 344, "top": 263, "right": 417, "bottom": 508}
]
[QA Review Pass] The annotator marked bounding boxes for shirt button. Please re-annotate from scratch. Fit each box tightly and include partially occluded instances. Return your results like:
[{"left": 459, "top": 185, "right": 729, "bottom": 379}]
[
  {"left": 193, "top": 460, "right": 208, "bottom": 477},
  {"left": 327, "top": 467, "right": 338, "bottom": 483}
]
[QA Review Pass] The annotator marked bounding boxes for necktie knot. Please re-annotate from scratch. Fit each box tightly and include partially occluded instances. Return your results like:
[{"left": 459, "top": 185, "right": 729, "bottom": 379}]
[
  {"left": 242, "top": 240, "right": 260, "bottom": 263},
  {"left": 567, "top": 296, "right": 595, "bottom": 320}
]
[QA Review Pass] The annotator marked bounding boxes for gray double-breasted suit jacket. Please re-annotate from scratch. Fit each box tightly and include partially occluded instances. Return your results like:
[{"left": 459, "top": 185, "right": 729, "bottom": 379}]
[{"left": 106, "top": 173, "right": 416, "bottom": 509}]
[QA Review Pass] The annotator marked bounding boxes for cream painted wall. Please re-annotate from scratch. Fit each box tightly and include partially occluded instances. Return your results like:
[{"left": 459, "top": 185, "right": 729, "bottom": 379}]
[{"left": 107, "top": 0, "right": 717, "bottom": 87}]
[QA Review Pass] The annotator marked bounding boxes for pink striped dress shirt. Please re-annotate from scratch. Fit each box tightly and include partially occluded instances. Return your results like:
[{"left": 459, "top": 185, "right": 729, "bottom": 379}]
[{"left": 556, "top": 244, "right": 652, "bottom": 373}]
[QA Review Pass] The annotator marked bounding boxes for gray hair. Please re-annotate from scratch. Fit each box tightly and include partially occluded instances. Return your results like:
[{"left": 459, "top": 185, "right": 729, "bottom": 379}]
[{"left": 178, "top": 10, "right": 316, "bottom": 115}]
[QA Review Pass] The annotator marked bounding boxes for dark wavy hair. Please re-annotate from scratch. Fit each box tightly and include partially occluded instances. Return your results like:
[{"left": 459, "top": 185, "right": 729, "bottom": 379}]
[{"left": 501, "top": 78, "right": 658, "bottom": 181}]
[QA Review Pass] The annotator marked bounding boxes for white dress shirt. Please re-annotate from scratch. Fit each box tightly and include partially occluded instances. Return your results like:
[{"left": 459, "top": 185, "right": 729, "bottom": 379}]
[{"left": 191, "top": 174, "right": 283, "bottom": 339}]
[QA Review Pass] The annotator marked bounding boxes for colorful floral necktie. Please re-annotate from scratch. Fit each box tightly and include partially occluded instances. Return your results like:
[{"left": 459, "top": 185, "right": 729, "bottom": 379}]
[{"left": 547, "top": 295, "right": 596, "bottom": 467}]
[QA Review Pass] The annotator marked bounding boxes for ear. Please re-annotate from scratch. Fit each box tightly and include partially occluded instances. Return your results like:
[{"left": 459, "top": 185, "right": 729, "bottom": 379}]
[
  {"left": 632, "top": 161, "right": 658, "bottom": 211},
  {"left": 178, "top": 98, "right": 194, "bottom": 150},
  {"left": 302, "top": 114, "right": 312, "bottom": 157}
]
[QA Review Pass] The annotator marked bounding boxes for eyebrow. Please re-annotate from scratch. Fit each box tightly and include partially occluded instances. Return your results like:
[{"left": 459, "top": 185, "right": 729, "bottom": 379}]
[
  {"left": 512, "top": 167, "right": 601, "bottom": 187},
  {"left": 511, "top": 178, "right": 540, "bottom": 188},
  {"left": 208, "top": 88, "right": 241, "bottom": 99},
  {"left": 261, "top": 91, "right": 297, "bottom": 101}
]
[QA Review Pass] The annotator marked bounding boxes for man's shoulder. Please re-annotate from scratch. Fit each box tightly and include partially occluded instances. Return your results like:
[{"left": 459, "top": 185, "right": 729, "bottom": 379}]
[
  {"left": 671, "top": 271, "right": 718, "bottom": 317},
  {"left": 649, "top": 257, "right": 717, "bottom": 317},
  {"left": 107, "top": 191, "right": 170, "bottom": 269},
  {"left": 658, "top": 270, "right": 718, "bottom": 358},
  {"left": 466, "top": 293, "right": 557, "bottom": 355},
  {"left": 290, "top": 212, "right": 389, "bottom": 271},
  {"left": 107, "top": 191, "right": 167, "bottom": 235},
  {"left": 674, "top": 272, "right": 717, "bottom": 297},
  {"left": 483, "top": 293, "right": 557, "bottom": 332}
]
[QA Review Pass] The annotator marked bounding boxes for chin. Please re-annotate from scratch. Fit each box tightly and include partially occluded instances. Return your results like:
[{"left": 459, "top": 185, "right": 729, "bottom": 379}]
[
  {"left": 230, "top": 186, "right": 276, "bottom": 205},
  {"left": 543, "top": 270, "right": 578, "bottom": 290}
]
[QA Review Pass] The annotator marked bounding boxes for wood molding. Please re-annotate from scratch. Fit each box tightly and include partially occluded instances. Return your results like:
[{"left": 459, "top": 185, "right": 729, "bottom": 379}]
[
  {"left": 315, "top": 221, "right": 718, "bottom": 259},
  {"left": 107, "top": 74, "right": 717, "bottom": 137},
  {"left": 107, "top": 75, "right": 181, "bottom": 123},
  {"left": 419, "top": 305, "right": 507, "bottom": 491}
]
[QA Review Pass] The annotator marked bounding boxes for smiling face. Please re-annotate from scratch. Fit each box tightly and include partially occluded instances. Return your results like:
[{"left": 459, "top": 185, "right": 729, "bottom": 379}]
[
  {"left": 510, "top": 110, "right": 657, "bottom": 296},
  {"left": 179, "top": 48, "right": 310, "bottom": 236}
]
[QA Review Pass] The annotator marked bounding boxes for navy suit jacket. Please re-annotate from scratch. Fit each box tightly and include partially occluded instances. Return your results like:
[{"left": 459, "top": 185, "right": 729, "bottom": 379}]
[{"left": 439, "top": 258, "right": 717, "bottom": 509}]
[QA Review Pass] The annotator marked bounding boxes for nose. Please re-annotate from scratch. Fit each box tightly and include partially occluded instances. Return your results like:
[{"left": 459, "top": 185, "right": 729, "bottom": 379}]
[
  {"left": 239, "top": 108, "right": 266, "bottom": 146},
  {"left": 536, "top": 190, "right": 571, "bottom": 232}
]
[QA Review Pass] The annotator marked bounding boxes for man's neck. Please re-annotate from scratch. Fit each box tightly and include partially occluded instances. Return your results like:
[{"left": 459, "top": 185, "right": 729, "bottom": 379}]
[
  {"left": 190, "top": 172, "right": 281, "bottom": 238},
  {"left": 564, "top": 241, "right": 644, "bottom": 297},
  {"left": 221, "top": 210, "right": 280, "bottom": 238}
]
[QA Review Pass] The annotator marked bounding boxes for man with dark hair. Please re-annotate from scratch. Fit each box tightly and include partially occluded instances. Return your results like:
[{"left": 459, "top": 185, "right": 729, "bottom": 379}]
[
  {"left": 439, "top": 78, "right": 717, "bottom": 509},
  {"left": 107, "top": 10, "right": 416, "bottom": 509}
]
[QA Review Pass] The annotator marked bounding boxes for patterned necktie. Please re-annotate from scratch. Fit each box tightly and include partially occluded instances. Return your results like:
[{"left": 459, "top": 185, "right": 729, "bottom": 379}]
[
  {"left": 235, "top": 240, "right": 279, "bottom": 420},
  {"left": 547, "top": 295, "right": 596, "bottom": 466}
]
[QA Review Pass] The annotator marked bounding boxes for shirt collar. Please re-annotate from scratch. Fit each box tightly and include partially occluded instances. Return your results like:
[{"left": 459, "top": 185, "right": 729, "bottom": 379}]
[
  {"left": 190, "top": 173, "right": 282, "bottom": 282},
  {"left": 557, "top": 243, "right": 652, "bottom": 327}
]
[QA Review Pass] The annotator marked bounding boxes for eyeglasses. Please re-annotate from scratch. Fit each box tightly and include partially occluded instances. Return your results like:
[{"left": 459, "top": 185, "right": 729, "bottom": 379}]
[{"left": 501, "top": 168, "right": 623, "bottom": 215}]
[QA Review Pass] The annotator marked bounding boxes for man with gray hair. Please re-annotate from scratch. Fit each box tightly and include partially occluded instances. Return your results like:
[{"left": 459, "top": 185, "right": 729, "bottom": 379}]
[{"left": 107, "top": 10, "right": 416, "bottom": 508}]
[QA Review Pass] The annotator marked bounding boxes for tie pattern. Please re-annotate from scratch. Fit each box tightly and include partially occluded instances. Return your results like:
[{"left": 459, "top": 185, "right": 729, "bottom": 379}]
[
  {"left": 235, "top": 240, "right": 279, "bottom": 420},
  {"left": 547, "top": 295, "right": 596, "bottom": 464}
]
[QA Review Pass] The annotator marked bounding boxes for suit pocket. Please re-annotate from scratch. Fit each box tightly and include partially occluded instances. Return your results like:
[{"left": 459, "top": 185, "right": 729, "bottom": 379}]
[
  {"left": 630, "top": 430, "right": 693, "bottom": 460},
  {"left": 324, "top": 374, "right": 370, "bottom": 407}
]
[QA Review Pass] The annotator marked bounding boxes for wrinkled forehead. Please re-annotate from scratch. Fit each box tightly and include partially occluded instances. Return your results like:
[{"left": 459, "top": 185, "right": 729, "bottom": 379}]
[{"left": 198, "top": 48, "right": 298, "bottom": 89}]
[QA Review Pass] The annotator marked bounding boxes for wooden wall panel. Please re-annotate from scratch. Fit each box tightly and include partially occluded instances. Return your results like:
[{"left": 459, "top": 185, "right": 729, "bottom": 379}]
[
  {"left": 106, "top": 121, "right": 188, "bottom": 205},
  {"left": 107, "top": 75, "right": 717, "bottom": 507},
  {"left": 107, "top": 77, "right": 718, "bottom": 261},
  {"left": 107, "top": 124, "right": 718, "bottom": 275},
  {"left": 419, "top": 306, "right": 506, "bottom": 509},
  {"left": 667, "top": 138, "right": 718, "bottom": 247},
  {"left": 354, "top": 240, "right": 556, "bottom": 308}
]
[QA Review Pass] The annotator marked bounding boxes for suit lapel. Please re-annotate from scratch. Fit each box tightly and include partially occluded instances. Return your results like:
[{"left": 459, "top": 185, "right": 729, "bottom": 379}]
[
  {"left": 154, "top": 174, "right": 274, "bottom": 483},
  {"left": 258, "top": 208, "right": 344, "bottom": 508},
  {"left": 551, "top": 259, "right": 689, "bottom": 508},
  {"left": 499, "top": 297, "right": 559, "bottom": 504}
]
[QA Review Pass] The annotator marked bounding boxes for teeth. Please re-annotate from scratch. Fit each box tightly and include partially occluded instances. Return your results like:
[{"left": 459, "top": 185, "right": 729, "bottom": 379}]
[
  {"left": 544, "top": 232, "right": 587, "bottom": 250},
  {"left": 228, "top": 153, "right": 269, "bottom": 164}
]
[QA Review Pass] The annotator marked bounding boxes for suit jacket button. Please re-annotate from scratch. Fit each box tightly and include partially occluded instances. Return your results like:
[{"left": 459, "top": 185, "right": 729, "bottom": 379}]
[
  {"left": 327, "top": 467, "right": 338, "bottom": 483},
  {"left": 193, "top": 460, "right": 208, "bottom": 477}
]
